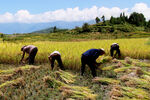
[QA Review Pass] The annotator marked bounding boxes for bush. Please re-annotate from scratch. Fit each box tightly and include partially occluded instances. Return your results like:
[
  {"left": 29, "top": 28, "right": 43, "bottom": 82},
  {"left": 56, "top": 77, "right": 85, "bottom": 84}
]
[
  {"left": 98, "top": 26, "right": 112, "bottom": 33},
  {"left": 116, "top": 25, "right": 135, "bottom": 32},
  {"left": 145, "top": 27, "right": 150, "bottom": 32},
  {"left": 0, "top": 33, "right": 4, "bottom": 38},
  {"left": 74, "top": 26, "right": 82, "bottom": 34},
  {"left": 82, "top": 23, "right": 91, "bottom": 32}
]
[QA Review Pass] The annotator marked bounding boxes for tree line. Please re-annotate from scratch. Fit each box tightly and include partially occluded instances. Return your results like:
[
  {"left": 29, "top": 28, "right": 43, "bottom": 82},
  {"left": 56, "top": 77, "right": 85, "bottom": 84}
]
[
  {"left": 73, "top": 12, "right": 150, "bottom": 34},
  {"left": 96, "top": 12, "right": 150, "bottom": 27}
]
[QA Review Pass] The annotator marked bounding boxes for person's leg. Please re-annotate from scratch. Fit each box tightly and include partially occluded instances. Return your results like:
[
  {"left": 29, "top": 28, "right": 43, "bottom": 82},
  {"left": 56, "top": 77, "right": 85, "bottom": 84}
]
[
  {"left": 110, "top": 48, "right": 114, "bottom": 57},
  {"left": 29, "top": 48, "right": 38, "bottom": 65},
  {"left": 29, "top": 55, "right": 32, "bottom": 65},
  {"left": 56, "top": 55, "right": 65, "bottom": 70},
  {"left": 88, "top": 63, "right": 97, "bottom": 77},
  {"left": 50, "top": 57, "right": 55, "bottom": 70},
  {"left": 81, "top": 55, "right": 86, "bottom": 76},
  {"left": 114, "top": 50, "right": 117, "bottom": 58},
  {"left": 117, "top": 48, "right": 121, "bottom": 58}
]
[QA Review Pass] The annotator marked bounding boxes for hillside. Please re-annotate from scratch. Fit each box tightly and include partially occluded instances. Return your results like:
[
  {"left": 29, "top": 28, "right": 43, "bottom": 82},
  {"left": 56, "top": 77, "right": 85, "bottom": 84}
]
[
  {"left": 2, "top": 28, "right": 150, "bottom": 42},
  {"left": 1, "top": 14, "right": 150, "bottom": 42},
  {"left": 31, "top": 27, "right": 56, "bottom": 33},
  {"left": 32, "top": 27, "right": 68, "bottom": 33}
]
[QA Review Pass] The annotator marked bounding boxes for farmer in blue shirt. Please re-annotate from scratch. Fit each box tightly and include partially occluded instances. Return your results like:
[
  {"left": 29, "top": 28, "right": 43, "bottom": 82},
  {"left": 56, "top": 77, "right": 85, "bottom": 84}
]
[
  {"left": 81, "top": 48, "right": 105, "bottom": 77},
  {"left": 110, "top": 43, "right": 121, "bottom": 58}
]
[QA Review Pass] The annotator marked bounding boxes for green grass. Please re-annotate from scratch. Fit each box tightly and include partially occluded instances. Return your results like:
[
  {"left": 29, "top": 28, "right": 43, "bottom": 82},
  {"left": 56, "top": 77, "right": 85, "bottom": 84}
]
[{"left": 3, "top": 31, "right": 150, "bottom": 42}]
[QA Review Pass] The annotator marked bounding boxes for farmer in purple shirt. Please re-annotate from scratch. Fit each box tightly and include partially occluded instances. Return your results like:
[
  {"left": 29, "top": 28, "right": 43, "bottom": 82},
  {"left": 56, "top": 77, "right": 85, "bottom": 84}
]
[
  {"left": 81, "top": 48, "right": 105, "bottom": 77},
  {"left": 20, "top": 45, "right": 38, "bottom": 65}
]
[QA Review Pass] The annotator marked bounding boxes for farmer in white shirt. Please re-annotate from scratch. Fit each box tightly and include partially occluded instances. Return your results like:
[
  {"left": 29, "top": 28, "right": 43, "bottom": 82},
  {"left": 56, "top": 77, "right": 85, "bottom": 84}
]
[{"left": 48, "top": 51, "right": 65, "bottom": 70}]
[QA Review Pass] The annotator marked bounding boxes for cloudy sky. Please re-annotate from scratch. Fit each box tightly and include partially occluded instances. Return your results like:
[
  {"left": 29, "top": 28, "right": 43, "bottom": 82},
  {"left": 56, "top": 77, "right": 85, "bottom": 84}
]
[{"left": 0, "top": 0, "right": 150, "bottom": 23}]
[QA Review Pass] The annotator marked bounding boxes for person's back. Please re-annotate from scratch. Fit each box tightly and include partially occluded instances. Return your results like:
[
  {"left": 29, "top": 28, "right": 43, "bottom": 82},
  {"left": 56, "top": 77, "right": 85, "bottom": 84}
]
[
  {"left": 82, "top": 49, "right": 104, "bottom": 60},
  {"left": 50, "top": 51, "right": 61, "bottom": 56},
  {"left": 111, "top": 43, "right": 119, "bottom": 49},
  {"left": 81, "top": 48, "right": 105, "bottom": 77},
  {"left": 22, "top": 45, "right": 37, "bottom": 54},
  {"left": 110, "top": 43, "right": 121, "bottom": 58},
  {"left": 48, "top": 51, "right": 64, "bottom": 70}
]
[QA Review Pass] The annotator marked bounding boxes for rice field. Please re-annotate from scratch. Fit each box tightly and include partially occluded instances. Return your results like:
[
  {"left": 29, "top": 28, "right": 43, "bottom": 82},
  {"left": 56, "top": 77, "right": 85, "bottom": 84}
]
[
  {"left": 0, "top": 38, "right": 150, "bottom": 70},
  {"left": 0, "top": 38, "right": 150, "bottom": 100},
  {"left": 0, "top": 57, "right": 150, "bottom": 100}
]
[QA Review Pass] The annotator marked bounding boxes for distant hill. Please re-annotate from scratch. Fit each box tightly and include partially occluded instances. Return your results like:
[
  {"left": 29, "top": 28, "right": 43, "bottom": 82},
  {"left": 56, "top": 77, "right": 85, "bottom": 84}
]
[
  {"left": 32, "top": 27, "right": 68, "bottom": 33},
  {"left": 32, "top": 27, "right": 55, "bottom": 33},
  {"left": 0, "top": 20, "right": 95, "bottom": 34}
]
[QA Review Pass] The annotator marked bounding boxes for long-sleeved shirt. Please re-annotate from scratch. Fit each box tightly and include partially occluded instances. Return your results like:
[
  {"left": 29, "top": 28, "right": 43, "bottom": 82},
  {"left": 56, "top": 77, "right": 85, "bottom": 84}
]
[
  {"left": 82, "top": 49, "right": 102, "bottom": 60},
  {"left": 111, "top": 43, "right": 119, "bottom": 49}
]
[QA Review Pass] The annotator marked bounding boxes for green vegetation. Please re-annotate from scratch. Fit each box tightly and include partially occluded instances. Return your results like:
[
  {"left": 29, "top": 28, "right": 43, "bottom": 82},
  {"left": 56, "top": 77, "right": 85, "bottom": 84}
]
[
  {"left": 3, "top": 32, "right": 150, "bottom": 42},
  {"left": 32, "top": 26, "right": 68, "bottom": 33}
]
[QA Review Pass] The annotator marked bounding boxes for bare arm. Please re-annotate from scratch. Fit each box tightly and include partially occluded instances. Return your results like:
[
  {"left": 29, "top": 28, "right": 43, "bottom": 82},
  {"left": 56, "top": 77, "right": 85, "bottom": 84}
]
[
  {"left": 25, "top": 57, "right": 29, "bottom": 61},
  {"left": 20, "top": 51, "right": 25, "bottom": 62},
  {"left": 48, "top": 56, "right": 51, "bottom": 63}
]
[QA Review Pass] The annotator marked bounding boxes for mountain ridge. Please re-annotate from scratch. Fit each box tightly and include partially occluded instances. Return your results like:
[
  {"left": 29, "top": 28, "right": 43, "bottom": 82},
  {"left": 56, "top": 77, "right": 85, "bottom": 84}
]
[{"left": 0, "top": 20, "right": 95, "bottom": 34}]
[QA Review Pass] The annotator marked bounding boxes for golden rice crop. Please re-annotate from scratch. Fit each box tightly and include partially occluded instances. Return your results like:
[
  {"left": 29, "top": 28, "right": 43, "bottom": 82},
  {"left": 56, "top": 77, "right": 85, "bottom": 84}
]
[{"left": 0, "top": 38, "right": 150, "bottom": 70}]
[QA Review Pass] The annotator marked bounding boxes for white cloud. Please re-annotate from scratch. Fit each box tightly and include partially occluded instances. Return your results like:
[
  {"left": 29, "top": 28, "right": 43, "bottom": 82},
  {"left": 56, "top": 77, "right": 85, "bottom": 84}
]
[
  {"left": 132, "top": 3, "right": 150, "bottom": 20},
  {"left": 0, "top": 12, "right": 14, "bottom": 23},
  {"left": 0, "top": 3, "right": 149, "bottom": 23}
]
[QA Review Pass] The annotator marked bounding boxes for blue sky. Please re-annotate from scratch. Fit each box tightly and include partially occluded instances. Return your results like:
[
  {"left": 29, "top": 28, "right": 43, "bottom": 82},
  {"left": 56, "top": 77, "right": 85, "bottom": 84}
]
[
  {"left": 0, "top": 0, "right": 150, "bottom": 23},
  {"left": 0, "top": 0, "right": 149, "bottom": 13}
]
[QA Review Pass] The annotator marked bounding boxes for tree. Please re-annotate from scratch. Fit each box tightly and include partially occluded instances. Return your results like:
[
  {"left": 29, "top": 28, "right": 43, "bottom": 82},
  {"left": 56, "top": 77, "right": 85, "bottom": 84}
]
[
  {"left": 0, "top": 33, "right": 4, "bottom": 38},
  {"left": 53, "top": 26, "right": 57, "bottom": 33},
  {"left": 101, "top": 15, "right": 105, "bottom": 23},
  {"left": 147, "top": 20, "right": 150, "bottom": 28},
  {"left": 101, "top": 15, "right": 106, "bottom": 25},
  {"left": 128, "top": 12, "right": 146, "bottom": 26},
  {"left": 120, "top": 12, "right": 126, "bottom": 23},
  {"left": 75, "top": 26, "right": 82, "bottom": 33},
  {"left": 82, "top": 23, "right": 90, "bottom": 32},
  {"left": 110, "top": 12, "right": 128, "bottom": 25},
  {"left": 95, "top": 17, "right": 100, "bottom": 24},
  {"left": 110, "top": 16, "right": 115, "bottom": 24}
]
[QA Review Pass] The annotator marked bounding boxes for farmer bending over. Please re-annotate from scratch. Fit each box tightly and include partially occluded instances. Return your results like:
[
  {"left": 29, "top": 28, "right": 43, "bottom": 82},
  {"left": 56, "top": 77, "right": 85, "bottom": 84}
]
[
  {"left": 20, "top": 45, "right": 38, "bottom": 65},
  {"left": 110, "top": 43, "right": 121, "bottom": 58},
  {"left": 48, "top": 51, "right": 65, "bottom": 70},
  {"left": 81, "top": 48, "right": 105, "bottom": 77}
]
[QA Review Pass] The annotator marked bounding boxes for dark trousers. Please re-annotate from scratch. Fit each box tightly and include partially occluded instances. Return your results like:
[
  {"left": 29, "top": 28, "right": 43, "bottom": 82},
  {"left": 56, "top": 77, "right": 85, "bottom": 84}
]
[
  {"left": 81, "top": 55, "right": 97, "bottom": 77},
  {"left": 50, "top": 54, "right": 64, "bottom": 70},
  {"left": 29, "top": 48, "right": 38, "bottom": 65},
  {"left": 110, "top": 48, "right": 121, "bottom": 58}
]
